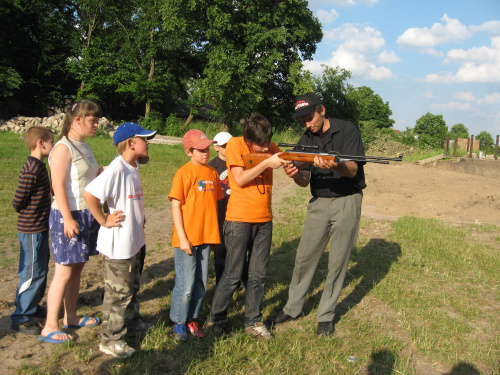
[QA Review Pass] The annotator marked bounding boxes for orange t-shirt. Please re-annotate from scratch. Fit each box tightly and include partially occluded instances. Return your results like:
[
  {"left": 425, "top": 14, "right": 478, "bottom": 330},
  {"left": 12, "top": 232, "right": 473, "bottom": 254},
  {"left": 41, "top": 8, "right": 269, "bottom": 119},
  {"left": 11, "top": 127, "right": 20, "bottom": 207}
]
[
  {"left": 168, "top": 162, "right": 223, "bottom": 247},
  {"left": 225, "top": 137, "right": 281, "bottom": 223}
]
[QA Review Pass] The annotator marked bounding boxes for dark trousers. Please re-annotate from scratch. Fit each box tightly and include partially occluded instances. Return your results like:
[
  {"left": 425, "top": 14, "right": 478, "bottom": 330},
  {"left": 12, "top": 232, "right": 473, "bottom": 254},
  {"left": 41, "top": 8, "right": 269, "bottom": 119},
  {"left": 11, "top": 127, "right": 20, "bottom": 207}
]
[{"left": 211, "top": 221, "right": 272, "bottom": 328}]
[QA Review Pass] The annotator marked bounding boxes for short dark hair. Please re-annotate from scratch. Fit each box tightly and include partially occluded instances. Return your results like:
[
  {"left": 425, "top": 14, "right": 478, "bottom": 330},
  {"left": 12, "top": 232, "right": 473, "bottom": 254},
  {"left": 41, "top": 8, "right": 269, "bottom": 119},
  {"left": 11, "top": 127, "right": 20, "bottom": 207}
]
[{"left": 243, "top": 114, "right": 272, "bottom": 145}]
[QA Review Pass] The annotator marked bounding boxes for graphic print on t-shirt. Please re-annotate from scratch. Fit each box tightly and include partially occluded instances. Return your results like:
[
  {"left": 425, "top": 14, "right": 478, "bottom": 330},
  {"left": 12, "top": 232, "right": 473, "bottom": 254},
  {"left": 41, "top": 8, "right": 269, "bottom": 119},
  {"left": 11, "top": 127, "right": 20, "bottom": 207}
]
[{"left": 197, "top": 179, "right": 215, "bottom": 192}]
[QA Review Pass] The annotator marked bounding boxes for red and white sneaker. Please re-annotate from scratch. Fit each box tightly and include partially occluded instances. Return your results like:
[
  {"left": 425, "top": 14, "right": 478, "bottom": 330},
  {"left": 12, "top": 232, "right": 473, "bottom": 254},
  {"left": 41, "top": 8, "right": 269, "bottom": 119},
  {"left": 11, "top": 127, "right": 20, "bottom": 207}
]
[{"left": 187, "top": 321, "right": 206, "bottom": 338}]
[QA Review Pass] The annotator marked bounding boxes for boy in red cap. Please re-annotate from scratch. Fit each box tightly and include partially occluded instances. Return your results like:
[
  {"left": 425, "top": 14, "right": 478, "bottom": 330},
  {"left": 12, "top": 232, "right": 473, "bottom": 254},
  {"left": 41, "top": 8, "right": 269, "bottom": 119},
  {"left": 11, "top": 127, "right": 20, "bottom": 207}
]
[{"left": 168, "top": 129, "right": 223, "bottom": 341}]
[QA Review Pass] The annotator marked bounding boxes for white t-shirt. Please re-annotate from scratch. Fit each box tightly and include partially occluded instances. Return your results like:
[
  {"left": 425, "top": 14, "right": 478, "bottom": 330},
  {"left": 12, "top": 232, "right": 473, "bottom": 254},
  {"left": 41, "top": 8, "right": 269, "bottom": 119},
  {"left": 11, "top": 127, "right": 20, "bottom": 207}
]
[{"left": 84, "top": 156, "right": 145, "bottom": 259}]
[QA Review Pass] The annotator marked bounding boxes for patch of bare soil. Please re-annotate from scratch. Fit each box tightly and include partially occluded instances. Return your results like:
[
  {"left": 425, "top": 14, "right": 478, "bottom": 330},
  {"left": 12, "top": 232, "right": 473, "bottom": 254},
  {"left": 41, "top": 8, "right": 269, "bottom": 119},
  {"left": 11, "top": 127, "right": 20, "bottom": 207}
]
[
  {"left": 0, "top": 160, "right": 498, "bottom": 374},
  {"left": 362, "top": 161, "right": 500, "bottom": 226}
]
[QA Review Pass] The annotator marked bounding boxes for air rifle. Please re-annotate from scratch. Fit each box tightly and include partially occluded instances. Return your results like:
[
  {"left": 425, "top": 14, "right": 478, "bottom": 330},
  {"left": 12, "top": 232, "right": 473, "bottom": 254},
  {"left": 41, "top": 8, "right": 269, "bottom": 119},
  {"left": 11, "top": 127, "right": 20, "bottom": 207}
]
[{"left": 242, "top": 143, "right": 403, "bottom": 170}]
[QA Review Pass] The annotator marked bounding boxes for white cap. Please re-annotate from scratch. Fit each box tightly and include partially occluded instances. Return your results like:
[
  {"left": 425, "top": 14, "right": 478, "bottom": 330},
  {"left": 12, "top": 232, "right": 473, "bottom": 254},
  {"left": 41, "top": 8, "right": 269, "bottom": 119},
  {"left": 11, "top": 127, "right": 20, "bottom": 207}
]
[{"left": 213, "top": 132, "right": 232, "bottom": 146}]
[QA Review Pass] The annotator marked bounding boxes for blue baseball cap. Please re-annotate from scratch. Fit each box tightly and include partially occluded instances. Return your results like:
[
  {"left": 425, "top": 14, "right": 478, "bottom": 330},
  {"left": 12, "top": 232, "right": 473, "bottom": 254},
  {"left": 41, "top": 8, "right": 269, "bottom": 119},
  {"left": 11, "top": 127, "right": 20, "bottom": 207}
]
[{"left": 113, "top": 122, "right": 156, "bottom": 146}]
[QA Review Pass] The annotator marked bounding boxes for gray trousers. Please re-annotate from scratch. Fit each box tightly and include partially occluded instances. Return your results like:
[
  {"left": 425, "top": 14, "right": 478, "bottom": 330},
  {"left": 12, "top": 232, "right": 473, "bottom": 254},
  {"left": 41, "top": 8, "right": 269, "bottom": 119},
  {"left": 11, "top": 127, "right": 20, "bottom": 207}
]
[
  {"left": 283, "top": 193, "right": 362, "bottom": 322},
  {"left": 101, "top": 251, "right": 141, "bottom": 345}
]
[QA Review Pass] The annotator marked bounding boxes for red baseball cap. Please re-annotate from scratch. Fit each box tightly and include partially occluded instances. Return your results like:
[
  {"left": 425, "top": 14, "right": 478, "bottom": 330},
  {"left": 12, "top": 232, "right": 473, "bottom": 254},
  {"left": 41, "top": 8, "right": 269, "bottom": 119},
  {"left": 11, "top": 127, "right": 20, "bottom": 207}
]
[{"left": 183, "top": 129, "right": 215, "bottom": 151}]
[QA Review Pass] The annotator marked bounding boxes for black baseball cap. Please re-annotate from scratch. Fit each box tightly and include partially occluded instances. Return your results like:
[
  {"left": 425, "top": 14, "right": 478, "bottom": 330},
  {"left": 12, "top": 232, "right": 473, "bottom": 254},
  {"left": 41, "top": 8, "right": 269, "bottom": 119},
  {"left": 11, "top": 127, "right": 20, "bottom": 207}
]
[{"left": 292, "top": 93, "right": 323, "bottom": 118}]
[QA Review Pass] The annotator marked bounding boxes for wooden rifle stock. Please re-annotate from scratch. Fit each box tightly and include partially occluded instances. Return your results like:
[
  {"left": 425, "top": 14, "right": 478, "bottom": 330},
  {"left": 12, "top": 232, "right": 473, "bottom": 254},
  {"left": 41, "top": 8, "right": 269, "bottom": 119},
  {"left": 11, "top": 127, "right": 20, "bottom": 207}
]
[
  {"left": 242, "top": 150, "right": 403, "bottom": 170},
  {"left": 243, "top": 151, "right": 337, "bottom": 169}
]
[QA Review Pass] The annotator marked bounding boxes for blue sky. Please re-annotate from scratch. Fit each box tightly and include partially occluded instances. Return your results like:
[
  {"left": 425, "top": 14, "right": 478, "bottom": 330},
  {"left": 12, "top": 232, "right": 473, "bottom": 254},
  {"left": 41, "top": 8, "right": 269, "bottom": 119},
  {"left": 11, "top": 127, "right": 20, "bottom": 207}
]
[{"left": 303, "top": 0, "right": 500, "bottom": 137}]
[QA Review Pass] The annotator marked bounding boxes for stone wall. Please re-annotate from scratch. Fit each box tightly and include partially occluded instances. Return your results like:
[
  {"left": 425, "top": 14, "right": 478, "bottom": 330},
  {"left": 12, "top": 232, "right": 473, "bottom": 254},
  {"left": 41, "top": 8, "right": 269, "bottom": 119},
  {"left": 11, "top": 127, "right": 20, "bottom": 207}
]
[{"left": 0, "top": 113, "right": 115, "bottom": 135}]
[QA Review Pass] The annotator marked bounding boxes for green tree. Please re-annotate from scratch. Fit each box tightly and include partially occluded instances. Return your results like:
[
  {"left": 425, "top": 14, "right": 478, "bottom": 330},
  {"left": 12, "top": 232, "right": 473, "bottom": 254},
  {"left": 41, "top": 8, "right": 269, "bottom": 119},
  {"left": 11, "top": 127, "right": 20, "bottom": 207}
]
[
  {"left": 0, "top": 66, "right": 23, "bottom": 99},
  {"left": 288, "top": 61, "right": 315, "bottom": 96},
  {"left": 476, "top": 131, "right": 494, "bottom": 152},
  {"left": 71, "top": 0, "right": 200, "bottom": 120},
  {"left": 355, "top": 86, "right": 394, "bottom": 129},
  {"left": 313, "top": 66, "right": 358, "bottom": 125},
  {"left": 177, "top": 0, "right": 322, "bottom": 129},
  {"left": 0, "top": 0, "right": 79, "bottom": 116},
  {"left": 414, "top": 112, "right": 448, "bottom": 148},
  {"left": 449, "top": 123, "right": 469, "bottom": 139}
]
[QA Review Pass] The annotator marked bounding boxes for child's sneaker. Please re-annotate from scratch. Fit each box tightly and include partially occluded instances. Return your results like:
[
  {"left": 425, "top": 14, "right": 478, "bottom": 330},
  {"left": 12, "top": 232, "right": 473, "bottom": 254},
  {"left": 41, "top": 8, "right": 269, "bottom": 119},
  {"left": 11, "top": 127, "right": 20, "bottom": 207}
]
[
  {"left": 187, "top": 321, "right": 205, "bottom": 338},
  {"left": 173, "top": 323, "right": 188, "bottom": 341},
  {"left": 244, "top": 321, "right": 272, "bottom": 341},
  {"left": 99, "top": 341, "right": 136, "bottom": 358},
  {"left": 204, "top": 319, "right": 232, "bottom": 336}
]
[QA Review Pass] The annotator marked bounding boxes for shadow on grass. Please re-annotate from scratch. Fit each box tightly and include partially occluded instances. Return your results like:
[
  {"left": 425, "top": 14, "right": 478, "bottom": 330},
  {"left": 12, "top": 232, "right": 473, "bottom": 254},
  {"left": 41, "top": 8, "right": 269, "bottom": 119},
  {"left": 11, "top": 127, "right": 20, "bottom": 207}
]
[
  {"left": 264, "top": 236, "right": 332, "bottom": 318},
  {"left": 264, "top": 237, "right": 402, "bottom": 325},
  {"left": 336, "top": 238, "right": 401, "bottom": 322},
  {"left": 77, "top": 253, "right": 176, "bottom": 309},
  {"left": 87, "top": 237, "right": 404, "bottom": 374},
  {"left": 444, "top": 362, "right": 481, "bottom": 375},
  {"left": 367, "top": 349, "right": 396, "bottom": 375}
]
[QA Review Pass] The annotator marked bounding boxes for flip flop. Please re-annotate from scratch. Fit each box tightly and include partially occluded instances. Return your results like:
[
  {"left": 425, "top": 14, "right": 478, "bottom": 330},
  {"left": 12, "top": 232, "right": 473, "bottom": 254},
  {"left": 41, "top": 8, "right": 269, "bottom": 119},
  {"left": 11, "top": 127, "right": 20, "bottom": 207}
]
[
  {"left": 63, "top": 316, "right": 101, "bottom": 329},
  {"left": 38, "top": 331, "right": 72, "bottom": 344}
]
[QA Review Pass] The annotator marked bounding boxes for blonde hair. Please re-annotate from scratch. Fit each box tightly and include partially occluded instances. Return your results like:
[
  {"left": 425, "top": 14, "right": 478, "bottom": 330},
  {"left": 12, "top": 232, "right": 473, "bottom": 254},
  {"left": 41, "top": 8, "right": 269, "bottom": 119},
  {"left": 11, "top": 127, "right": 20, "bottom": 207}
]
[
  {"left": 24, "top": 126, "right": 54, "bottom": 151},
  {"left": 116, "top": 138, "right": 130, "bottom": 155}
]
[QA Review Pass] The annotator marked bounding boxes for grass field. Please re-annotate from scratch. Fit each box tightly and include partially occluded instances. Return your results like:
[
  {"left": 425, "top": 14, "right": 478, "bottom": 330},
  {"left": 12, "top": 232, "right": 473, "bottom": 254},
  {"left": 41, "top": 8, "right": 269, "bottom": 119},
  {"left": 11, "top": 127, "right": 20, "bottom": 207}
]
[{"left": 1, "top": 131, "right": 498, "bottom": 375}]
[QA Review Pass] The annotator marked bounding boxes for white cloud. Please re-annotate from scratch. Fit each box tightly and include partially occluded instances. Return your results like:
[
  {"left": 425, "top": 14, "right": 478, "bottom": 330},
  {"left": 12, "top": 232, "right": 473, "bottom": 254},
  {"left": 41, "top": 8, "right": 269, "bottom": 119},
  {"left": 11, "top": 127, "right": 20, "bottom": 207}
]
[
  {"left": 317, "top": 9, "right": 339, "bottom": 25},
  {"left": 477, "top": 92, "right": 500, "bottom": 105},
  {"left": 424, "top": 90, "right": 436, "bottom": 99},
  {"left": 470, "top": 20, "right": 500, "bottom": 35},
  {"left": 443, "top": 40, "right": 500, "bottom": 65},
  {"left": 454, "top": 91, "right": 476, "bottom": 102},
  {"left": 304, "top": 23, "right": 393, "bottom": 80},
  {"left": 430, "top": 102, "right": 474, "bottom": 111},
  {"left": 378, "top": 50, "right": 402, "bottom": 63},
  {"left": 424, "top": 36, "right": 500, "bottom": 83},
  {"left": 422, "top": 48, "right": 444, "bottom": 58},
  {"left": 328, "top": 24, "right": 385, "bottom": 52},
  {"left": 397, "top": 14, "right": 472, "bottom": 52},
  {"left": 303, "top": 60, "right": 326, "bottom": 75}
]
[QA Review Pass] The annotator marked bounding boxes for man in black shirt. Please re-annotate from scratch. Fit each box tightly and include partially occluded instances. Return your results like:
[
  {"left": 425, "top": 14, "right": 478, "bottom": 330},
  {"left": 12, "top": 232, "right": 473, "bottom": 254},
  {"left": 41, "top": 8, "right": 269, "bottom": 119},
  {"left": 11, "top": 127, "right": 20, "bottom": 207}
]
[{"left": 270, "top": 92, "right": 366, "bottom": 336}]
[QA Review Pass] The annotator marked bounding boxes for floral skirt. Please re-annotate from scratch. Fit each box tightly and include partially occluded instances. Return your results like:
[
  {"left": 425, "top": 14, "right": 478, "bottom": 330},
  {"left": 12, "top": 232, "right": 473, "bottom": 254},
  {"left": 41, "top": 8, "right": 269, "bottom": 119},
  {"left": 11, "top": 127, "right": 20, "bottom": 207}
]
[{"left": 49, "top": 208, "right": 99, "bottom": 265}]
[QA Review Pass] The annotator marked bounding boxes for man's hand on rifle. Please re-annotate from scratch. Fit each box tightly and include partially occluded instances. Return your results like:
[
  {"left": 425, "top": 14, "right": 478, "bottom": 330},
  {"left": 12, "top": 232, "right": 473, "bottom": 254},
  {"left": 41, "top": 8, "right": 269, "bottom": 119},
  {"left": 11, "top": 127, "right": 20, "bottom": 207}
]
[
  {"left": 284, "top": 162, "right": 311, "bottom": 187},
  {"left": 313, "top": 155, "right": 338, "bottom": 170}
]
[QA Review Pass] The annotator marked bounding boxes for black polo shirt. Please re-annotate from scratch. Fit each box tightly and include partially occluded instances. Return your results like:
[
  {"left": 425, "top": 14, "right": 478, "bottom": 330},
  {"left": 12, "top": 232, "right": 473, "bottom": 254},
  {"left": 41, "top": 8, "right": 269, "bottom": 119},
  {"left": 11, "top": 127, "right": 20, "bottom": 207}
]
[{"left": 295, "top": 117, "right": 367, "bottom": 197}]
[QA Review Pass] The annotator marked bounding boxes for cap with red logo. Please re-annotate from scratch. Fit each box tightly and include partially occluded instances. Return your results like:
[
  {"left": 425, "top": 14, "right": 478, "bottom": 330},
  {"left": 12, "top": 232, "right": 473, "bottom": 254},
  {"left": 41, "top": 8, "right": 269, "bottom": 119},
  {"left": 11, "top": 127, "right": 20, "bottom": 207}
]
[
  {"left": 183, "top": 129, "right": 215, "bottom": 151},
  {"left": 292, "top": 92, "right": 323, "bottom": 118}
]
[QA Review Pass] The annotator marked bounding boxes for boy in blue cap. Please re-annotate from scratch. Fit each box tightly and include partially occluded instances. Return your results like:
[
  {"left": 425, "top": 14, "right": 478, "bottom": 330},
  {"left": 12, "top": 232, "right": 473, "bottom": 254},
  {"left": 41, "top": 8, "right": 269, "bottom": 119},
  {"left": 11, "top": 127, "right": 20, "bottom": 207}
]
[{"left": 84, "top": 122, "right": 156, "bottom": 358}]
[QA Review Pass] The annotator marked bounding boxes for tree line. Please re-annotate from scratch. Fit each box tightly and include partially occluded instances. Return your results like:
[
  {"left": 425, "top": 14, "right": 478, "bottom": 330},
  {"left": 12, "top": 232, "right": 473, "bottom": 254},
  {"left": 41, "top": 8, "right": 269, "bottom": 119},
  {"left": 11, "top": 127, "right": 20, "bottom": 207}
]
[
  {"left": 1, "top": 0, "right": 397, "bottom": 134},
  {"left": 6, "top": 0, "right": 490, "bottom": 151}
]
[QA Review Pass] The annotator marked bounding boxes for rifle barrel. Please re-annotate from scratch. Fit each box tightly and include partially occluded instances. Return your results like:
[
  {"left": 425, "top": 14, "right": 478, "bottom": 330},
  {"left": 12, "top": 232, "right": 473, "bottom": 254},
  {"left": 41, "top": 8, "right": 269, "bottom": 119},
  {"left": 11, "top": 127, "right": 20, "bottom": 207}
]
[
  {"left": 278, "top": 143, "right": 319, "bottom": 149},
  {"left": 329, "top": 152, "right": 403, "bottom": 162},
  {"left": 339, "top": 158, "right": 390, "bottom": 164}
]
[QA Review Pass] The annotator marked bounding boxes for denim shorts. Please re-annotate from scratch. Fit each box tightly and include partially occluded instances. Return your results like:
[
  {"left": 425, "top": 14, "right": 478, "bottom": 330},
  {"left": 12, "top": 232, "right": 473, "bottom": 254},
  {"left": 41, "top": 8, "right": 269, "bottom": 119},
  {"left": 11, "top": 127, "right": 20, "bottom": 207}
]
[{"left": 49, "top": 208, "right": 99, "bottom": 265}]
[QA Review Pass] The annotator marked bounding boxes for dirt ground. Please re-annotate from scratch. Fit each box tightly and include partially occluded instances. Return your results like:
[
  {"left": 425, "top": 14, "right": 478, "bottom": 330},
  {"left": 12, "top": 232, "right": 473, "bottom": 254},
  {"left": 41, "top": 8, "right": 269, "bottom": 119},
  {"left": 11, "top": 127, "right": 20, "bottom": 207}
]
[{"left": 0, "top": 158, "right": 499, "bottom": 374}]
